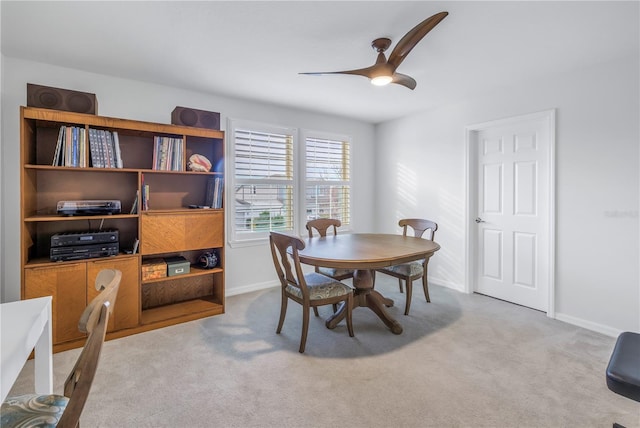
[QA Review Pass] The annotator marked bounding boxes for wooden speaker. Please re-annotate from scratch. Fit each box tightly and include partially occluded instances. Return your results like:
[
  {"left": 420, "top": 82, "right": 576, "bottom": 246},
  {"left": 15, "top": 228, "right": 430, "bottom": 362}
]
[
  {"left": 171, "top": 106, "right": 220, "bottom": 130},
  {"left": 27, "top": 83, "right": 98, "bottom": 114}
]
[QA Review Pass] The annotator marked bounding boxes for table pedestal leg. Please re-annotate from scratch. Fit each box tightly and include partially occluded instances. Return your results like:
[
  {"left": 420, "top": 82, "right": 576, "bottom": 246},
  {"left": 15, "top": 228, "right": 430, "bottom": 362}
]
[
  {"left": 325, "top": 269, "right": 403, "bottom": 335},
  {"left": 366, "top": 290, "right": 403, "bottom": 334},
  {"left": 380, "top": 294, "right": 394, "bottom": 307}
]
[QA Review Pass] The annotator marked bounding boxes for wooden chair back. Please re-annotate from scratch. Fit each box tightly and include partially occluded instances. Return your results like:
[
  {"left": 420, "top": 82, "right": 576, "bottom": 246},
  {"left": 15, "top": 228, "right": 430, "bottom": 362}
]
[
  {"left": 269, "top": 231, "right": 307, "bottom": 293},
  {"left": 270, "top": 231, "right": 354, "bottom": 352},
  {"left": 306, "top": 218, "right": 341, "bottom": 238},
  {"left": 57, "top": 269, "right": 121, "bottom": 428},
  {"left": 399, "top": 218, "right": 438, "bottom": 241}
]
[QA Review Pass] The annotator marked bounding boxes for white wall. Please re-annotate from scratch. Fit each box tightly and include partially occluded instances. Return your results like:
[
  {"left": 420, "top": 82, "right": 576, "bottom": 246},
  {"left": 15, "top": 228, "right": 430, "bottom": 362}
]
[
  {"left": 375, "top": 56, "right": 640, "bottom": 335},
  {"left": 0, "top": 51, "right": 4, "bottom": 296},
  {"left": 2, "top": 54, "right": 637, "bottom": 337},
  {"left": 0, "top": 57, "right": 376, "bottom": 302}
]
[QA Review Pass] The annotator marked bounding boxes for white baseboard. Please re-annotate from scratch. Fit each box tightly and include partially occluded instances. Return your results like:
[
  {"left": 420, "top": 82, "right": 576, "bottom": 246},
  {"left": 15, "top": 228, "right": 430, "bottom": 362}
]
[
  {"left": 429, "top": 277, "right": 465, "bottom": 293},
  {"left": 426, "top": 278, "right": 625, "bottom": 338},
  {"left": 554, "top": 312, "right": 623, "bottom": 338},
  {"left": 225, "top": 279, "right": 625, "bottom": 339},
  {"left": 228, "top": 277, "right": 464, "bottom": 297},
  {"left": 227, "top": 277, "right": 465, "bottom": 298},
  {"left": 225, "top": 280, "right": 279, "bottom": 297}
]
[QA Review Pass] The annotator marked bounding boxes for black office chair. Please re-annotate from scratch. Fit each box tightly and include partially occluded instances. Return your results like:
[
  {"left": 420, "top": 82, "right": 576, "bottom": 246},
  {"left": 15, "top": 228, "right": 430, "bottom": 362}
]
[{"left": 606, "top": 331, "right": 640, "bottom": 428}]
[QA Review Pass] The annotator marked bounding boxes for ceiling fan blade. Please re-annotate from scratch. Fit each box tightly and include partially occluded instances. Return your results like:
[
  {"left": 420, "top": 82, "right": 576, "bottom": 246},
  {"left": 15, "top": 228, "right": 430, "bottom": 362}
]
[
  {"left": 299, "top": 65, "right": 377, "bottom": 79},
  {"left": 391, "top": 72, "right": 417, "bottom": 90},
  {"left": 387, "top": 11, "right": 448, "bottom": 69}
]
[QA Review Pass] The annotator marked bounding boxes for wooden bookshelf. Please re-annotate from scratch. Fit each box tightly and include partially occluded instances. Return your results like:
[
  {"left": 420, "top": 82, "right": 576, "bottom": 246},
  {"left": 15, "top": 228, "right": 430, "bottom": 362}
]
[{"left": 20, "top": 106, "right": 225, "bottom": 352}]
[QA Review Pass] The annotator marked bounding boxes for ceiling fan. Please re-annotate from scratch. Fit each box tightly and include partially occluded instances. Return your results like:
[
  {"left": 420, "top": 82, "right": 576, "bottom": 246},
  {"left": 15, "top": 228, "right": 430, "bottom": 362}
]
[{"left": 300, "top": 11, "right": 448, "bottom": 90}]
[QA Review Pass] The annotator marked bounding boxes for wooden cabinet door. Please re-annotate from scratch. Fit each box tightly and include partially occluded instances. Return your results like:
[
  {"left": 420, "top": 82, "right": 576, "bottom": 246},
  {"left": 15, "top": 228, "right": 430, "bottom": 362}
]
[
  {"left": 141, "top": 211, "right": 223, "bottom": 254},
  {"left": 24, "top": 263, "right": 87, "bottom": 344},
  {"left": 87, "top": 257, "right": 140, "bottom": 332}
]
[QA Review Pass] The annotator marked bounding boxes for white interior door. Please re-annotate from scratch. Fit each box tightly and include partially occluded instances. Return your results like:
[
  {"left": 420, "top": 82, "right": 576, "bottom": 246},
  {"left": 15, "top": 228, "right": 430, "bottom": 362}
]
[{"left": 473, "top": 112, "right": 553, "bottom": 312}]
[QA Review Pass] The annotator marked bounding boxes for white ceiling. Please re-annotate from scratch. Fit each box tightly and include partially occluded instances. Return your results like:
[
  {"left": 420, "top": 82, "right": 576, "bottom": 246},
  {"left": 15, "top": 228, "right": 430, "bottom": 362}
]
[{"left": 1, "top": 1, "right": 638, "bottom": 124}]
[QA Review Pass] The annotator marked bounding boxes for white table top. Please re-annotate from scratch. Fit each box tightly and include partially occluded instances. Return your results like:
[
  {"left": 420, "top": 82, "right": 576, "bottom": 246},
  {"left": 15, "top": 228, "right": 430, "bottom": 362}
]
[{"left": 1, "top": 296, "right": 53, "bottom": 402}]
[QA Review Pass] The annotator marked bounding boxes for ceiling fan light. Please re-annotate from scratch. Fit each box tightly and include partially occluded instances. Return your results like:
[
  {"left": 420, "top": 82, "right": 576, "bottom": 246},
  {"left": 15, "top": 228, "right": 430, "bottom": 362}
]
[{"left": 371, "top": 75, "right": 393, "bottom": 86}]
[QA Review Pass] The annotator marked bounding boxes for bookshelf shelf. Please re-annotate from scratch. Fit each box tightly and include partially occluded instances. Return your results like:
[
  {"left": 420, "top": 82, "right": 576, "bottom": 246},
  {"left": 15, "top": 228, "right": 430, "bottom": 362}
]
[
  {"left": 24, "top": 214, "right": 139, "bottom": 222},
  {"left": 143, "top": 208, "right": 223, "bottom": 214},
  {"left": 25, "top": 253, "right": 138, "bottom": 268},
  {"left": 25, "top": 164, "right": 142, "bottom": 173},
  {"left": 140, "top": 297, "right": 223, "bottom": 326},
  {"left": 20, "top": 106, "right": 226, "bottom": 352},
  {"left": 25, "top": 164, "right": 225, "bottom": 176},
  {"left": 141, "top": 266, "right": 223, "bottom": 284},
  {"left": 144, "top": 170, "right": 222, "bottom": 175}
]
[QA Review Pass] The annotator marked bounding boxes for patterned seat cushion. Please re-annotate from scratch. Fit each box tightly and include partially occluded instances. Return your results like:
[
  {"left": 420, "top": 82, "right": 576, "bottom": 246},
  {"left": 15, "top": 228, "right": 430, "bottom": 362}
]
[
  {"left": 286, "top": 272, "right": 353, "bottom": 300},
  {"left": 1, "top": 394, "right": 69, "bottom": 428},
  {"left": 317, "top": 267, "right": 354, "bottom": 278},
  {"left": 382, "top": 260, "right": 424, "bottom": 277}
]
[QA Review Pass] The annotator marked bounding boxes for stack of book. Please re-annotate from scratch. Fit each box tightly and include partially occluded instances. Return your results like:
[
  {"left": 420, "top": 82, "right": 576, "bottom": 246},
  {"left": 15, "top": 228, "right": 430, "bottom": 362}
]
[
  {"left": 152, "top": 136, "right": 183, "bottom": 171},
  {"left": 87, "top": 128, "right": 123, "bottom": 168},
  {"left": 52, "top": 126, "right": 89, "bottom": 167},
  {"left": 206, "top": 177, "right": 224, "bottom": 209}
]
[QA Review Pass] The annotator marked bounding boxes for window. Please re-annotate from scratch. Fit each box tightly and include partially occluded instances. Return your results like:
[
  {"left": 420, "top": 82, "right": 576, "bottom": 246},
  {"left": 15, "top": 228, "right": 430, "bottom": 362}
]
[
  {"left": 303, "top": 133, "right": 351, "bottom": 227},
  {"left": 228, "top": 120, "right": 351, "bottom": 244}
]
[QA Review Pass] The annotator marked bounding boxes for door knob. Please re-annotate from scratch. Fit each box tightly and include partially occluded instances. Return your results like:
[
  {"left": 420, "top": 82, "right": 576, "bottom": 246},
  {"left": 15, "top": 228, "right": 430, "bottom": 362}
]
[{"left": 475, "top": 217, "right": 485, "bottom": 223}]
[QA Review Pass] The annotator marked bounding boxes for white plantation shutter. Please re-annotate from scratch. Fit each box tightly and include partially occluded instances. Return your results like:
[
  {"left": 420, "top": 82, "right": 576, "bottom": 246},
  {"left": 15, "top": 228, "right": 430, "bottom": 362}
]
[
  {"left": 234, "top": 130, "right": 292, "bottom": 180},
  {"left": 232, "top": 126, "right": 295, "bottom": 241},
  {"left": 304, "top": 136, "right": 351, "bottom": 226},
  {"left": 228, "top": 120, "right": 352, "bottom": 244}
]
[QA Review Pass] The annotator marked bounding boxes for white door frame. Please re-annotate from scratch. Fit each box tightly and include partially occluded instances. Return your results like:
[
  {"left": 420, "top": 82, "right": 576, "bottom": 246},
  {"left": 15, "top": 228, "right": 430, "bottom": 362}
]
[{"left": 464, "top": 109, "right": 556, "bottom": 318}]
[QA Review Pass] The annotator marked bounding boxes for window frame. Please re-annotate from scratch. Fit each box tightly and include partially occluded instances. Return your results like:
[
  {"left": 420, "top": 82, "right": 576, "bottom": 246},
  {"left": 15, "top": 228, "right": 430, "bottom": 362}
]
[
  {"left": 227, "top": 119, "right": 351, "bottom": 247},
  {"left": 227, "top": 119, "right": 299, "bottom": 246},
  {"left": 299, "top": 129, "right": 352, "bottom": 235}
]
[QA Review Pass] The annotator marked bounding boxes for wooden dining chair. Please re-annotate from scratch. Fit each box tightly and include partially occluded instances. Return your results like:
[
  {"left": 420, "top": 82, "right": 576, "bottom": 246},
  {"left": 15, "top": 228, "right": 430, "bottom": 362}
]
[
  {"left": 305, "top": 219, "right": 355, "bottom": 281},
  {"left": 375, "top": 218, "right": 438, "bottom": 315},
  {"left": 305, "top": 219, "right": 355, "bottom": 317},
  {"left": 1, "top": 269, "right": 122, "bottom": 428},
  {"left": 269, "top": 231, "right": 354, "bottom": 353}
]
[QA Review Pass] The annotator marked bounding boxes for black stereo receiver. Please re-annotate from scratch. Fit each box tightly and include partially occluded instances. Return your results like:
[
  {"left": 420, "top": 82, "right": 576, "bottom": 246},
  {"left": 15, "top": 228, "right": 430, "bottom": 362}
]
[
  {"left": 50, "top": 242, "right": 119, "bottom": 262},
  {"left": 51, "top": 230, "right": 119, "bottom": 247}
]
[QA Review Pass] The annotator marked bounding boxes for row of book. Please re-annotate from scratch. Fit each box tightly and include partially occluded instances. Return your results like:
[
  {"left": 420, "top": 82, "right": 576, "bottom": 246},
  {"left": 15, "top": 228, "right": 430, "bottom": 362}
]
[
  {"left": 152, "top": 136, "right": 184, "bottom": 171},
  {"left": 129, "top": 187, "right": 150, "bottom": 212},
  {"left": 51, "top": 126, "right": 123, "bottom": 168},
  {"left": 129, "top": 176, "right": 222, "bottom": 212},
  {"left": 140, "top": 175, "right": 150, "bottom": 211},
  {"left": 52, "top": 126, "right": 87, "bottom": 167},
  {"left": 89, "top": 128, "right": 123, "bottom": 168},
  {"left": 206, "top": 177, "right": 224, "bottom": 209}
]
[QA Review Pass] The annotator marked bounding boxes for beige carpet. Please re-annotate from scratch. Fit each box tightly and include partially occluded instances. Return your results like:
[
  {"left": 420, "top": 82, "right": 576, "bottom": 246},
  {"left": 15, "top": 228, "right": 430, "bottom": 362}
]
[{"left": 8, "top": 277, "right": 639, "bottom": 427}]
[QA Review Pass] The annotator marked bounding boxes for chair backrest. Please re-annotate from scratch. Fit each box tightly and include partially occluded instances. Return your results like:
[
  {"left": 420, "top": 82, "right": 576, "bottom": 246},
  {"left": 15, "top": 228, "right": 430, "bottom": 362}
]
[
  {"left": 306, "top": 218, "right": 341, "bottom": 238},
  {"left": 399, "top": 218, "right": 438, "bottom": 241},
  {"left": 57, "top": 269, "right": 121, "bottom": 428},
  {"left": 269, "top": 231, "right": 308, "bottom": 293}
]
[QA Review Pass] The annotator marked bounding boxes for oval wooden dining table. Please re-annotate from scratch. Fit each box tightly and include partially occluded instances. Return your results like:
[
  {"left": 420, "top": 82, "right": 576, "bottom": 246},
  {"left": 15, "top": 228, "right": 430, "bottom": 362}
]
[{"left": 297, "top": 233, "right": 440, "bottom": 334}]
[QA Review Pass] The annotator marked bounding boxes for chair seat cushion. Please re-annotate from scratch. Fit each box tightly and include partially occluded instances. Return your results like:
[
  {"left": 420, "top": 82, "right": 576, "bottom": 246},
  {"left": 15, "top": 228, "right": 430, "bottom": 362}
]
[
  {"left": 606, "top": 331, "right": 640, "bottom": 402},
  {"left": 286, "top": 272, "right": 353, "bottom": 300},
  {"left": 317, "top": 267, "right": 354, "bottom": 278},
  {"left": 382, "top": 260, "right": 424, "bottom": 277},
  {"left": 1, "top": 394, "right": 69, "bottom": 427}
]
